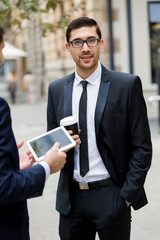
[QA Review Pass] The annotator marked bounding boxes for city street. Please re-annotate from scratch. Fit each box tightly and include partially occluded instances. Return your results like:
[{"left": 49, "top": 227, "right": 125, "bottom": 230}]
[
  {"left": 4, "top": 97, "right": 160, "bottom": 240},
  {"left": 1, "top": 1, "right": 160, "bottom": 239}
]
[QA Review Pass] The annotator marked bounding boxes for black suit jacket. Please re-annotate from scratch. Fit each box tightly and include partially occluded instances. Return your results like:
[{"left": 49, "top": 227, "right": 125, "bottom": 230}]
[
  {"left": 47, "top": 65, "right": 152, "bottom": 216},
  {"left": 0, "top": 97, "right": 46, "bottom": 240}
]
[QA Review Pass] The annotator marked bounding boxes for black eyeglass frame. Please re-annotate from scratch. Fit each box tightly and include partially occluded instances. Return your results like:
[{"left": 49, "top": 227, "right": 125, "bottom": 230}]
[{"left": 68, "top": 38, "right": 101, "bottom": 48}]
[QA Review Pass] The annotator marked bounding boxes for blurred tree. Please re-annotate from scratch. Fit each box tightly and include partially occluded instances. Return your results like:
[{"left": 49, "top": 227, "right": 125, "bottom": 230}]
[{"left": 0, "top": 0, "right": 85, "bottom": 36}]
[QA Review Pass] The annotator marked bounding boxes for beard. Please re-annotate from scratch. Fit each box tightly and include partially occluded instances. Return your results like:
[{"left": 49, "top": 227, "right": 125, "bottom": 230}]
[
  {"left": 76, "top": 57, "right": 98, "bottom": 72},
  {"left": 0, "top": 57, "right": 4, "bottom": 70}
]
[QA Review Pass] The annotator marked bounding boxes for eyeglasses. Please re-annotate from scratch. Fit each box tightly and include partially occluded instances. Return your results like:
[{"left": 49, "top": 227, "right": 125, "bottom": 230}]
[{"left": 69, "top": 38, "right": 100, "bottom": 48}]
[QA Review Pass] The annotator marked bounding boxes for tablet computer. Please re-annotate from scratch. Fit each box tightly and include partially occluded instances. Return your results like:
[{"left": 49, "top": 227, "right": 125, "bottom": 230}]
[{"left": 27, "top": 126, "right": 76, "bottom": 162}]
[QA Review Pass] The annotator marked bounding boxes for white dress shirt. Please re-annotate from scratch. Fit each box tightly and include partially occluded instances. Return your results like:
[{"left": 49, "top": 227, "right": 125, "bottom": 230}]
[{"left": 72, "top": 62, "right": 110, "bottom": 183}]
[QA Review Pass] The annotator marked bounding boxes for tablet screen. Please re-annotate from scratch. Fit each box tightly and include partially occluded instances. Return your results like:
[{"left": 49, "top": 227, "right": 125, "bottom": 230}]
[{"left": 27, "top": 126, "right": 76, "bottom": 161}]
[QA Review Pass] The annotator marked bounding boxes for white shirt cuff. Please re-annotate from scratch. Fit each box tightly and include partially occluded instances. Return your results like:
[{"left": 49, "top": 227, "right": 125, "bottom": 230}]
[{"left": 39, "top": 161, "right": 50, "bottom": 182}]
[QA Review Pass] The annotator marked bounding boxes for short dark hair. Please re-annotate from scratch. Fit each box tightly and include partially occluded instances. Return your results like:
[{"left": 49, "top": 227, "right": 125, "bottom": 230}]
[
  {"left": 66, "top": 17, "right": 102, "bottom": 42},
  {"left": 0, "top": 25, "right": 4, "bottom": 43}
]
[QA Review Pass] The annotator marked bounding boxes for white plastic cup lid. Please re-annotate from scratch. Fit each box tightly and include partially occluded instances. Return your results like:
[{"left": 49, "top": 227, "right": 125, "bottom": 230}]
[{"left": 60, "top": 116, "right": 77, "bottom": 126}]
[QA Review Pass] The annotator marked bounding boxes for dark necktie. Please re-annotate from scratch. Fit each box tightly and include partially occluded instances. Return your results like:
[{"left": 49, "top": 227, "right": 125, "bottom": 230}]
[{"left": 79, "top": 80, "right": 89, "bottom": 177}]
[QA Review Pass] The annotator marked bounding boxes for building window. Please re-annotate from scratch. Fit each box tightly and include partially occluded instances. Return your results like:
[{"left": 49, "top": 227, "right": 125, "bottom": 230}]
[{"left": 148, "top": 1, "right": 160, "bottom": 83}]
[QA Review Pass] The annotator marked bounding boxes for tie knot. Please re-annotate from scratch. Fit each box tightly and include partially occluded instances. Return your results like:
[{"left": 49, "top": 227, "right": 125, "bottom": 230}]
[{"left": 81, "top": 80, "right": 88, "bottom": 89}]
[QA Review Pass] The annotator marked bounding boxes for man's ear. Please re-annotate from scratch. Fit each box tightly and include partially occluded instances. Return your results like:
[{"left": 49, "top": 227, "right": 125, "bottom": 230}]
[
  {"left": 99, "top": 39, "right": 104, "bottom": 52},
  {"left": 65, "top": 42, "right": 71, "bottom": 54}
]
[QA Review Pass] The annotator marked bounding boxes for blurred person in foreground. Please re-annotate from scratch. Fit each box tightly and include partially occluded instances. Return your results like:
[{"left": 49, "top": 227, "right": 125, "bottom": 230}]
[
  {"left": 0, "top": 24, "right": 80, "bottom": 240},
  {"left": 47, "top": 17, "right": 152, "bottom": 240}
]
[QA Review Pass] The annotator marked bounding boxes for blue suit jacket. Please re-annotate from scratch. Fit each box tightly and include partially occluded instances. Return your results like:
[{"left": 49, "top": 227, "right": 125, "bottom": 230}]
[
  {"left": 47, "top": 65, "right": 152, "bottom": 216},
  {"left": 0, "top": 97, "right": 46, "bottom": 240}
]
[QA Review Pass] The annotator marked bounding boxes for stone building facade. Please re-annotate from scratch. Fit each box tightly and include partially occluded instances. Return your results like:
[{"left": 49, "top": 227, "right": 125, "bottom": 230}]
[{"left": 25, "top": 0, "right": 160, "bottom": 119}]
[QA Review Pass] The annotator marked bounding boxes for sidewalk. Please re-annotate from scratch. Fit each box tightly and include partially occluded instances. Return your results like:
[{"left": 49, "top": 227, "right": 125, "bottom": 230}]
[{"left": 8, "top": 101, "right": 160, "bottom": 240}]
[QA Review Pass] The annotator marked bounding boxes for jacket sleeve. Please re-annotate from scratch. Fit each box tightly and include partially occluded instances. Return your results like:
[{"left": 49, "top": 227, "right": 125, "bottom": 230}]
[
  {"left": 47, "top": 83, "right": 59, "bottom": 131},
  {"left": 0, "top": 98, "right": 45, "bottom": 205},
  {"left": 120, "top": 76, "right": 152, "bottom": 207}
]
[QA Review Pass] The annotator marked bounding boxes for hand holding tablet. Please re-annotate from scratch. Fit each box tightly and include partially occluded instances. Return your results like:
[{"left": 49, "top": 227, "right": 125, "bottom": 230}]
[
  {"left": 44, "top": 142, "right": 67, "bottom": 174},
  {"left": 27, "top": 126, "right": 76, "bottom": 162}
]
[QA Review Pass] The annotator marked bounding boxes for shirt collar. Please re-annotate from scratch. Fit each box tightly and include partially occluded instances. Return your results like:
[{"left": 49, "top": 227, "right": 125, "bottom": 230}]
[{"left": 74, "top": 61, "right": 101, "bottom": 86}]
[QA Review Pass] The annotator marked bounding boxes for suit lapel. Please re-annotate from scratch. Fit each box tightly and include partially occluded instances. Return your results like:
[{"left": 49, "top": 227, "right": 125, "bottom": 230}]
[
  {"left": 63, "top": 73, "right": 75, "bottom": 117},
  {"left": 95, "top": 66, "right": 110, "bottom": 139},
  {"left": 63, "top": 67, "right": 110, "bottom": 140}
]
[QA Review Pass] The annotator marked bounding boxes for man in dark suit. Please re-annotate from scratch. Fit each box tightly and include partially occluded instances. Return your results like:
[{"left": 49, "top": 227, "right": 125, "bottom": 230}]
[
  {"left": 0, "top": 25, "right": 67, "bottom": 240},
  {"left": 47, "top": 17, "right": 152, "bottom": 240}
]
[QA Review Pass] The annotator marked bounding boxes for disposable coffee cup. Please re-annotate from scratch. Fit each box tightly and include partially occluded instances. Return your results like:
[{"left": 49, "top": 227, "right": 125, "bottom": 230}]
[{"left": 60, "top": 116, "right": 78, "bottom": 135}]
